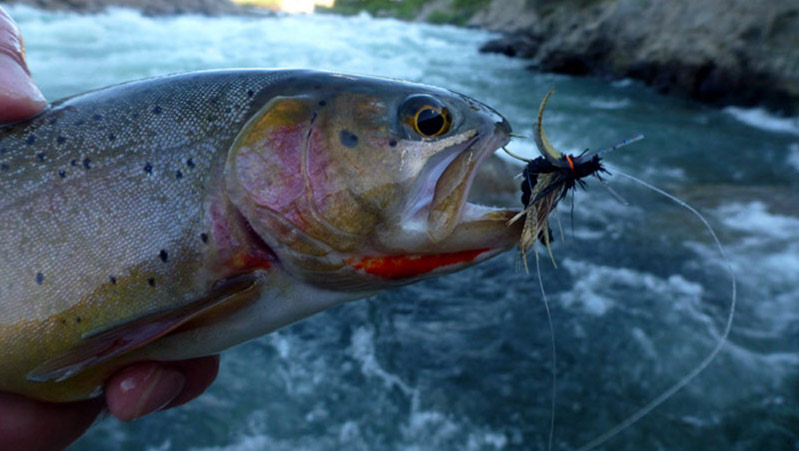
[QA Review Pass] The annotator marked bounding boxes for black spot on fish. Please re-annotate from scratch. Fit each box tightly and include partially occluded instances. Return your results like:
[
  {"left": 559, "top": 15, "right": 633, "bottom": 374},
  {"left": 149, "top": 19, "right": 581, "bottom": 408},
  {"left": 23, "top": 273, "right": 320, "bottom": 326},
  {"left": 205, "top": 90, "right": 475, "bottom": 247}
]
[
  {"left": 0, "top": 147, "right": 6, "bottom": 154},
  {"left": 152, "top": 106, "right": 162, "bottom": 115},
  {"left": 247, "top": 89, "right": 254, "bottom": 97},
  {"left": 207, "top": 114, "right": 216, "bottom": 122},
  {"left": 109, "top": 275, "right": 117, "bottom": 285},
  {"left": 144, "top": 162, "right": 153, "bottom": 174},
  {"left": 389, "top": 139, "right": 398, "bottom": 147},
  {"left": 58, "top": 170, "right": 66, "bottom": 179},
  {"left": 71, "top": 159, "right": 78, "bottom": 167},
  {"left": 37, "top": 152, "right": 46, "bottom": 162},
  {"left": 210, "top": 97, "right": 219, "bottom": 104},
  {"left": 132, "top": 112, "right": 140, "bottom": 119},
  {"left": 26, "top": 135, "right": 36, "bottom": 145},
  {"left": 60, "top": 319, "right": 67, "bottom": 325},
  {"left": 200, "top": 233, "right": 209, "bottom": 244},
  {"left": 83, "top": 158, "right": 92, "bottom": 170},
  {"left": 339, "top": 130, "right": 359, "bottom": 148},
  {"left": 108, "top": 133, "right": 116, "bottom": 141},
  {"left": 313, "top": 84, "right": 322, "bottom": 90},
  {"left": 147, "top": 278, "right": 156, "bottom": 287},
  {"left": 159, "top": 249, "right": 168, "bottom": 262},
  {"left": 176, "top": 170, "right": 183, "bottom": 179},
  {"left": 35, "top": 272, "right": 44, "bottom": 285},
  {"left": 76, "top": 316, "right": 82, "bottom": 324},
  {"left": 1, "top": 164, "right": 9, "bottom": 171},
  {"left": 75, "top": 120, "right": 85, "bottom": 126},
  {"left": 92, "top": 114, "right": 102, "bottom": 121},
  {"left": 318, "top": 100, "right": 327, "bottom": 107},
  {"left": 186, "top": 158, "right": 195, "bottom": 168},
  {"left": 56, "top": 136, "right": 66, "bottom": 145}
]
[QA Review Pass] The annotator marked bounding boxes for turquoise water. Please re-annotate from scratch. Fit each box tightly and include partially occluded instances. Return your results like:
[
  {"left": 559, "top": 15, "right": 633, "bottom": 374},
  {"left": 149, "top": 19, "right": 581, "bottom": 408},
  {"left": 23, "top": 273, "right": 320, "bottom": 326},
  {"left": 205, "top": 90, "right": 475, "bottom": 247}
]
[{"left": 7, "top": 5, "right": 799, "bottom": 450}]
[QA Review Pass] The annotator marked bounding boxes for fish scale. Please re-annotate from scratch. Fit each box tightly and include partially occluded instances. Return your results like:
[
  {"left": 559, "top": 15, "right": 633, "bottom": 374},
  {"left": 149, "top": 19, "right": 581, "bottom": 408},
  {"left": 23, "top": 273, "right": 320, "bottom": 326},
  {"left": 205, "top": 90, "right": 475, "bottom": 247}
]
[
  {"left": 0, "top": 69, "right": 520, "bottom": 402},
  {"left": 0, "top": 70, "right": 292, "bottom": 323}
]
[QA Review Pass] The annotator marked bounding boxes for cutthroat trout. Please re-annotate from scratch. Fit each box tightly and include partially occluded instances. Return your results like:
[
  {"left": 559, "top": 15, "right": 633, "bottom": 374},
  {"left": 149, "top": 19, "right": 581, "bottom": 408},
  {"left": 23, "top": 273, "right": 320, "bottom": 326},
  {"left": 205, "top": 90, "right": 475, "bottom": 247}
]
[{"left": 0, "top": 70, "right": 521, "bottom": 402}]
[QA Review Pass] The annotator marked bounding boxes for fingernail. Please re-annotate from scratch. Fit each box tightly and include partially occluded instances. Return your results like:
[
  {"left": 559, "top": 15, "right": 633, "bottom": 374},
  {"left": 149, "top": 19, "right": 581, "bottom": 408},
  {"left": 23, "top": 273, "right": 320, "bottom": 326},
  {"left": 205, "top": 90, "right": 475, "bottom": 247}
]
[
  {"left": 0, "top": 7, "right": 47, "bottom": 122},
  {"left": 0, "top": 52, "right": 45, "bottom": 97},
  {"left": 118, "top": 367, "right": 186, "bottom": 421}
]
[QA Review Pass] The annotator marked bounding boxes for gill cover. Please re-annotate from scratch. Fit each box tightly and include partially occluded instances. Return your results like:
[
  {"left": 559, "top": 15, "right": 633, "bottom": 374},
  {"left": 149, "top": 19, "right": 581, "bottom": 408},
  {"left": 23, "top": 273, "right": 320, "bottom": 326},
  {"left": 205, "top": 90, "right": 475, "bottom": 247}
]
[{"left": 226, "top": 96, "right": 331, "bottom": 259}]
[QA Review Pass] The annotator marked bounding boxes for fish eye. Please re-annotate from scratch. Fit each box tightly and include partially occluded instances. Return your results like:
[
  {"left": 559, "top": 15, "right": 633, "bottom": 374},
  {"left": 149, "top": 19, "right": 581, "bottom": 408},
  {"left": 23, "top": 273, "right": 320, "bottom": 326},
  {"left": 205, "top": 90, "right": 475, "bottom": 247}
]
[
  {"left": 413, "top": 106, "right": 451, "bottom": 138},
  {"left": 401, "top": 95, "right": 452, "bottom": 139}
]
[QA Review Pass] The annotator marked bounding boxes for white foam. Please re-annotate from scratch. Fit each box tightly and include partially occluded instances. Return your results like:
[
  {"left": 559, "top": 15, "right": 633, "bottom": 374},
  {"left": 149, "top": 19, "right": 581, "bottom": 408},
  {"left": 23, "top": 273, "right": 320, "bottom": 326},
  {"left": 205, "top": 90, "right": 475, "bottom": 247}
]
[
  {"left": 348, "top": 326, "right": 413, "bottom": 394},
  {"left": 589, "top": 98, "right": 632, "bottom": 110},
  {"left": 788, "top": 143, "right": 799, "bottom": 172},
  {"left": 8, "top": 4, "right": 499, "bottom": 100},
  {"left": 559, "top": 259, "right": 703, "bottom": 316},
  {"left": 724, "top": 107, "right": 799, "bottom": 135},
  {"left": 715, "top": 201, "right": 799, "bottom": 239}
]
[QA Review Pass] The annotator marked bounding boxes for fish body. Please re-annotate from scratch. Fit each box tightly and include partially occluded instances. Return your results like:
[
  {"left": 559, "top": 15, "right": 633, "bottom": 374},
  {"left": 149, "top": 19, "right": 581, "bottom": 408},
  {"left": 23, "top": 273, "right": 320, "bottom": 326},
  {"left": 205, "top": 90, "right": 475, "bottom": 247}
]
[{"left": 0, "top": 70, "right": 520, "bottom": 402}]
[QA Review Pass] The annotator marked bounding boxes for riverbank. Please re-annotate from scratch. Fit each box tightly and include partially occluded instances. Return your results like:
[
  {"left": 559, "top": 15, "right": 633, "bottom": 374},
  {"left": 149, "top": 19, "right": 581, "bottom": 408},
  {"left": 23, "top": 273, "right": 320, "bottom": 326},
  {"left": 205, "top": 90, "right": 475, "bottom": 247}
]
[{"left": 326, "top": 0, "right": 799, "bottom": 116}]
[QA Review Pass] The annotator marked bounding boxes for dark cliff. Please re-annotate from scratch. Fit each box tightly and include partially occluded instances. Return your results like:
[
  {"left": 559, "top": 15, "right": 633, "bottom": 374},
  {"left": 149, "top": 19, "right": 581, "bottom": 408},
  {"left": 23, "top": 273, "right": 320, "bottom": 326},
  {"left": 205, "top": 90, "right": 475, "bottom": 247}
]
[{"left": 472, "top": 0, "right": 799, "bottom": 115}]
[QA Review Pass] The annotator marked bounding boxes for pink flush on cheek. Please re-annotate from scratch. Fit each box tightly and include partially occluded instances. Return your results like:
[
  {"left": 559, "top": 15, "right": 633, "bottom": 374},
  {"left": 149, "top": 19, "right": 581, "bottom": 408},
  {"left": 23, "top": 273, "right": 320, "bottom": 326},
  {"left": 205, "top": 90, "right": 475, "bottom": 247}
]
[
  {"left": 236, "top": 124, "right": 306, "bottom": 213},
  {"left": 306, "top": 126, "right": 340, "bottom": 214}
]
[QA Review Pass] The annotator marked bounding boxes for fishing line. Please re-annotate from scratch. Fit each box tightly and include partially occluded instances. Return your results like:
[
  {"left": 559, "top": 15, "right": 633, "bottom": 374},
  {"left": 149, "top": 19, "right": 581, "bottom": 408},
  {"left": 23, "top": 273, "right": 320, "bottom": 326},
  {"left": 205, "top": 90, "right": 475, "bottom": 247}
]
[
  {"left": 575, "top": 170, "right": 737, "bottom": 451},
  {"left": 507, "top": 129, "right": 557, "bottom": 450},
  {"left": 534, "top": 246, "right": 557, "bottom": 451}
]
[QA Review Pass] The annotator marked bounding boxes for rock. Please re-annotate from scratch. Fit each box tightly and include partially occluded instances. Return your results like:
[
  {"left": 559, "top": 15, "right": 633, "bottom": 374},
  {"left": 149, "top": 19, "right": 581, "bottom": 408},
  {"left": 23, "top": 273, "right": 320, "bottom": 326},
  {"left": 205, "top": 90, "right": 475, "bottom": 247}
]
[
  {"left": 3, "top": 0, "right": 245, "bottom": 16},
  {"left": 479, "top": 33, "right": 539, "bottom": 58},
  {"left": 475, "top": 0, "right": 799, "bottom": 115}
]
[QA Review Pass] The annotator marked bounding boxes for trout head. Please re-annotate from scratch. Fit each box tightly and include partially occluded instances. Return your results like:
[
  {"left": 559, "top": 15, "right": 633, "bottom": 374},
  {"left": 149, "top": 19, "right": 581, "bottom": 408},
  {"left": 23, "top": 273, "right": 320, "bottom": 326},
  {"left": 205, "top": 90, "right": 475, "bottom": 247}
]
[{"left": 225, "top": 72, "right": 520, "bottom": 291}]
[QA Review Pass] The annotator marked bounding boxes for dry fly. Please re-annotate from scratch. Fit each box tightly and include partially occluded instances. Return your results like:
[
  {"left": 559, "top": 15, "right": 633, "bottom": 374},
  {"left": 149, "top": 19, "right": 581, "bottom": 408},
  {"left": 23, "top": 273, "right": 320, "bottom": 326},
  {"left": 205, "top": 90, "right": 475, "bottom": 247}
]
[
  {"left": 504, "top": 89, "right": 736, "bottom": 451},
  {"left": 507, "top": 88, "right": 643, "bottom": 269}
]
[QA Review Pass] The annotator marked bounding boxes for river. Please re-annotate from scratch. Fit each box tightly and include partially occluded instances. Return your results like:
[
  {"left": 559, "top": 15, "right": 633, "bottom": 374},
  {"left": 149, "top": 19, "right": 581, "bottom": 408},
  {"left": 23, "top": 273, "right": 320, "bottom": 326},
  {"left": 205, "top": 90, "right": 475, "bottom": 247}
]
[{"left": 7, "top": 5, "right": 799, "bottom": 450}]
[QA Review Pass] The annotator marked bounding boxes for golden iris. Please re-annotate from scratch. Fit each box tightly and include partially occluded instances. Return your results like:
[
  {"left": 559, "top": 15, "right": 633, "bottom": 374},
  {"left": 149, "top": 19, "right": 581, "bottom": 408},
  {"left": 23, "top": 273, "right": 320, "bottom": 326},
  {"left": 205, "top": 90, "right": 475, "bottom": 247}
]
[{"left": 412, "top": 105, "right": 451, "bottom": 138}]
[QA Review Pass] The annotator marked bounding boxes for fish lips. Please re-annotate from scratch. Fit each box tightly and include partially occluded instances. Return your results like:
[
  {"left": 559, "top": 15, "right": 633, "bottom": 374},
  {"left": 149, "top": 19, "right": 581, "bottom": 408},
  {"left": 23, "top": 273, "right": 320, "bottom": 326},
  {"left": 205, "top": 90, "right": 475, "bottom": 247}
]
[{"left": 396, "top": 119, "right": 521, "bottom": 254}]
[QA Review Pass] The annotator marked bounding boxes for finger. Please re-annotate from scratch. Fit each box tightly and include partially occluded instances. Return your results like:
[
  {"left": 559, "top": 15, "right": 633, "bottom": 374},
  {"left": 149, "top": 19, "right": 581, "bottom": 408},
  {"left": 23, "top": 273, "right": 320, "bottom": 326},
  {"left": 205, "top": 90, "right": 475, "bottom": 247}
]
[
  {"left": 0, "top": 5, "right": 47, "bottom": 123},
  {"left": 0, "top": 392, "right": 102, "bottom": 451},
  {"left": 162, "top": 355, "right": 220, "bottom": 410},
  {"left": 104, "top": 362, "right": 186, "bottom": 422}
]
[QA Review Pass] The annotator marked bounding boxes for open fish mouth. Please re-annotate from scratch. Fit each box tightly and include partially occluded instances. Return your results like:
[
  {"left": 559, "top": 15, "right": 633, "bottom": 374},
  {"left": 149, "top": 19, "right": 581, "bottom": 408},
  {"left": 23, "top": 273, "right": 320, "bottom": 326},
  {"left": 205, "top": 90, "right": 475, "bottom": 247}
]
[
  {"left": 425, "top": 120, "right": 520, "bottom": 244},
  {"left": 395, "top": 119, "right": 522, "bottom": 255}
]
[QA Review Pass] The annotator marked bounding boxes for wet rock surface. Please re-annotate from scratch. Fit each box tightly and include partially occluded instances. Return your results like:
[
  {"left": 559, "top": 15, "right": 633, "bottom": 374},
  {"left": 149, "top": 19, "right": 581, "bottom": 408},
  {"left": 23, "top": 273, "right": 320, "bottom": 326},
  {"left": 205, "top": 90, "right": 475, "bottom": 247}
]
[{"left": 473, "top": 0, "right": 799, "bottom": 115}]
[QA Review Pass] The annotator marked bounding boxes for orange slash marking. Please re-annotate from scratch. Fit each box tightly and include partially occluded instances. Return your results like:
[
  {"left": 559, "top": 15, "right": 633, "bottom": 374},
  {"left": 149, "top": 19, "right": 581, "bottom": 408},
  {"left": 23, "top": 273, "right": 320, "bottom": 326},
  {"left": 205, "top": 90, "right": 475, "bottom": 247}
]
[
  {"left": 348, "top": 249, "right": 490, "bottom": 280},
  {"left": 565, "top": 155, "right": 575, "bottom": 172}
]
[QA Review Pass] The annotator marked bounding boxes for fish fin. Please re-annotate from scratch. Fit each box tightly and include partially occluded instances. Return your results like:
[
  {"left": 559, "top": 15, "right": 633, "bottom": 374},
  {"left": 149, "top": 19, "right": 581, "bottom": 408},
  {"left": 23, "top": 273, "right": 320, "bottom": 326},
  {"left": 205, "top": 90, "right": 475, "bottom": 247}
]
[{"left": 27, "top": 274, "right": 262, "bottom": 383}]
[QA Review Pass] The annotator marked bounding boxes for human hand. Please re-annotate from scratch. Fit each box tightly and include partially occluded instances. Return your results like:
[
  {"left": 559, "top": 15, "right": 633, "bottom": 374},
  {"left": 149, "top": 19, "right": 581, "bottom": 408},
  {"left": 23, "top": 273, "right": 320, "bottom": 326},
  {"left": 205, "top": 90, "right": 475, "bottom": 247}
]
[
  {"left": 0, "top": 7, "right": 221, "bottom": 450},
  {"left": 0, "top": 358, "right": 220, "bottom": 451},
  {"left": 0, "top": 5, "right": 46, "bottom": 122}
]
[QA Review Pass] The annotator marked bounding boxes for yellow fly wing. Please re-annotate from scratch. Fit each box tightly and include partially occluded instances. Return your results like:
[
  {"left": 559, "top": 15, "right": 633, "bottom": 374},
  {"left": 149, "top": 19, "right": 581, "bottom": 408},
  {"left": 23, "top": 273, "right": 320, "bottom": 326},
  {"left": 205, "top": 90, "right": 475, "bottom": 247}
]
[{"left": 533, "top": 88, "right": 565, "bottom": 165}]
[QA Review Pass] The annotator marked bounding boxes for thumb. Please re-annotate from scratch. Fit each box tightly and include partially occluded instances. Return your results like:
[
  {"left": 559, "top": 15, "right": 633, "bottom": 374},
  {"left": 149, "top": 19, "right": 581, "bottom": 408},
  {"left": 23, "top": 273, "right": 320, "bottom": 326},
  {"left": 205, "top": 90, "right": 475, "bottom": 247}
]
[{"left": 0, "top": 6, "right": 46, "bottom": 123}]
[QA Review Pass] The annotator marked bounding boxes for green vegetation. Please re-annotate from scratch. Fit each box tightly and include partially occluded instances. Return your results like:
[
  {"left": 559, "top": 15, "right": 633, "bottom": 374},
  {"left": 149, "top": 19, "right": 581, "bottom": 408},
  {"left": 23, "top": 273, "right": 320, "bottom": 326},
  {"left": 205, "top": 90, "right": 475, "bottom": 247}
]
[
  {"left": 317, "top": 0, "right": 428, "bottom": 20},
  {"left": 318, "top": 0, "right": 492, "bottom": 26},
  {"left": 428, "top": 0, "right": 491, "bottom": 25}
]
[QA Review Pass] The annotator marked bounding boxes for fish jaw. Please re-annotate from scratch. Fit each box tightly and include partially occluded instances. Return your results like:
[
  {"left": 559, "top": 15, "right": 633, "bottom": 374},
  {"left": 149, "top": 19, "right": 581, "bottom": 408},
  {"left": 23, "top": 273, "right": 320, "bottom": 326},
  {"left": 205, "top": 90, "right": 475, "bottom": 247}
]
[
  {"left": 368, "top": 119, "right": 521, "bottom": 284},
  {"left": 224, "top": 73, "right": 521, "bottom": 291}
]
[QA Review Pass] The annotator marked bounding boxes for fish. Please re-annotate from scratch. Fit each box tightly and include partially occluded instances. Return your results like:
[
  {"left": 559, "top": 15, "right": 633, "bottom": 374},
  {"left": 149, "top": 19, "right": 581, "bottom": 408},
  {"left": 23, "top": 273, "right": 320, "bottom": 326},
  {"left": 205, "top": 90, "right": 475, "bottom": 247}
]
[{"left": 0, "top": 69, "right": 522, "bottom": 402}]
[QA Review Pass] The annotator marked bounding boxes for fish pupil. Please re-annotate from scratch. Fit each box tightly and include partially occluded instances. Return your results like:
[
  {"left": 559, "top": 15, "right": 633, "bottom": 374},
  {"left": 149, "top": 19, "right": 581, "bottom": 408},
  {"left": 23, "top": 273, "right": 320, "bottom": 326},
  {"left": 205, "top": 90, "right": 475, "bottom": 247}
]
[{"left": 416, "top": 108, "right": 445, "bottom": 136}]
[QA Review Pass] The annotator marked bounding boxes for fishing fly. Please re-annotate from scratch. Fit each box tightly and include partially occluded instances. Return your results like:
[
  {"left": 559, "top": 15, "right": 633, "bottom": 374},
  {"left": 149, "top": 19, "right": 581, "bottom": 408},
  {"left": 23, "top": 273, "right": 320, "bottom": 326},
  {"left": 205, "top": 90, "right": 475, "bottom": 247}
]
[
  {"left": 505, "top": 89, "right": 736, "bottom": 451},
  {"left": 507, "top": 88, "right": 643, "bottom": 268}
]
